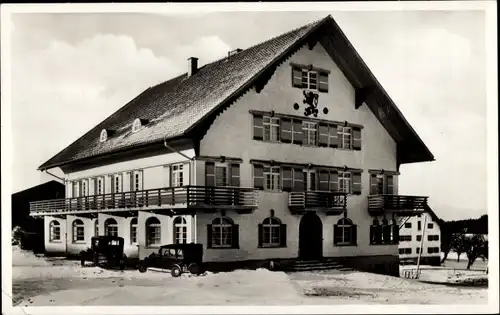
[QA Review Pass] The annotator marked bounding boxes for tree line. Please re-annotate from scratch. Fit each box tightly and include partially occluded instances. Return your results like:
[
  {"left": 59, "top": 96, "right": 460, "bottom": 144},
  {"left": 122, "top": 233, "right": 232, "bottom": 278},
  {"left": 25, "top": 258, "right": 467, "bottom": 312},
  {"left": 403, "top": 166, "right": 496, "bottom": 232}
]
[{"left": 439, "top": 214, "right": 488, "bottom": 270}]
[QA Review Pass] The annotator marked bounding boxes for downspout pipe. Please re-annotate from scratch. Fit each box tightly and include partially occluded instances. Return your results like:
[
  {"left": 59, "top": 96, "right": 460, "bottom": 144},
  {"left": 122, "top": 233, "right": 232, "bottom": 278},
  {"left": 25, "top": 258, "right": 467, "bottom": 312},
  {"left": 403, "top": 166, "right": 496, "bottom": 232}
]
[{"left": 44, "top": 170, "right": 65, "bottom": 183}]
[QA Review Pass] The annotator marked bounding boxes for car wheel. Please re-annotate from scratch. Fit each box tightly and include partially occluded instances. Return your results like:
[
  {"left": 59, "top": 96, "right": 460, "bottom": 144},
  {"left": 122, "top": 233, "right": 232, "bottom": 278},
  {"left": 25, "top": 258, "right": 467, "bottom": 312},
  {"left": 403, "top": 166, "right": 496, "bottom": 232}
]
[
  {"left": 138, "top": 263, "right": 147, "bottom": 273},
  {"left": 188, "top": 263, "right": 200, "bottom": 275},
  {"left": 171, "top": 265, "right": 182, "bottom": 277}
]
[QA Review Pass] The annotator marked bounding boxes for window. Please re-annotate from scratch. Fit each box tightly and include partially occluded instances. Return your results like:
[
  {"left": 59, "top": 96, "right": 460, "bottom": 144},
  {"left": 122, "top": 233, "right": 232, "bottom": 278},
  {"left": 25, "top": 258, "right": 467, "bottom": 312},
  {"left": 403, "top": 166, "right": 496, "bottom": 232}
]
[
  {"left": 171, "top": 164, "right": 184, "bottom": 187},
  {"left": 173, "top": 217, "right": 188, "bottom": 244},
  {"left": 428, "top": 247, "right": 440, "bottom": 254},
  {"left": 100, "top": 129, "right": 108, "bottom": 142},
  {"left": 146, "top": 217, "right": 161, "bottom": 246},
  {"left": 132, "top": 118, "right": 142, "bottom": 133},
  {"left": 338, "top": 126, "right": 352, "bottom": 149},
  {"left": 404, "top": 222, "right": 412, "bottom": 228},
  {"left": 130, "top": 218, "right": 137, "bottom": 244},
  {"left": 416, "top": 247, "right": 420, "bottom": 254},
  {"left": 428, "top": 223, "right": 434, "bottom": 229},
  {"left": 416, "top": 235, "right": 422, "bottom": 242},
  {"left": 427, "top": 235, "right": 439, "bottom": 241},
  {"left": 292, "top": 66, "right": 329, "bottom": 92},
  {"left": 334, "top": 218, "right": 357, "bottom": 246},
  {"left": 114, "top": 175, "right": 122, "bottom": 193},
  {"left": 81, "top": 180, "right": 88, "bottom": 197},
  {"left": 263, "top": 116, "right": 280, "bottom": 142},
  {"left": 94, "top": 220, "right": 99, "bottom": 236},
  {"left": 105, "top": 218, "right": 118, "bottom": 237},
  {"left": 259, "top": 217, "right": 285, "bottom": 248},
  {"left": 72, "top": 219, "right": 85, "bottom": 242},
  {"left": 264, "top": 166, "right": 280, "bottom": 191},
  {"left": 369, "top": 173, "right": 394, "bottom": 195},
  {"left": 338, "top": 171, "right": 351, "bottom": 194},
  {"left": 49, "top": 221, "right": 61, "bottom": 242},
  {"left": 215, "top": 165, "right": 227, "bottom": 187},
  {"left": 302, "top": 121, "right": 317, "bottom": 146},
  {"left": 400, "top": 235, "right": 412, "bottom": 242},
  {"left": 209, "top": 217, "right": 238, "bottom": 248},
  {"left": 417, "top": 221, "right": 422, "bottom": 231},
  {"left": 399, "top": 248, "right": 412, "bottom": 255}
]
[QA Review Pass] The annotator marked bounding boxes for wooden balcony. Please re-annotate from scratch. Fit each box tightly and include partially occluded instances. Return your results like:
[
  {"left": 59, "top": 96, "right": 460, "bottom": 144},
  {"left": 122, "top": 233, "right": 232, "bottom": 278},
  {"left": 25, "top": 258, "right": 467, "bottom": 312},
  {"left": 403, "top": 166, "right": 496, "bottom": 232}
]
[
  {"left": 367, "top": 195, "right": 428, "bottom": 216},
  {"left": 30, "top": 186, "right": 258, "bottom": 216},
  {"left": 288, "top": 191, "right": 347, "bottom": 215}
]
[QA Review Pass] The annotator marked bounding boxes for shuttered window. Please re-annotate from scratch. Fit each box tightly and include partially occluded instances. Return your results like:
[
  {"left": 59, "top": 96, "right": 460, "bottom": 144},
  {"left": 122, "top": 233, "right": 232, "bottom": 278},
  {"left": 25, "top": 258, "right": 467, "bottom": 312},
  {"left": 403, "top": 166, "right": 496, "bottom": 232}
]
[
  {"left": 291, "top": 66, "right": 329, "bottom": 92},
  {"left": 208, "top": 217, "right": 239, "bottom": 249}
]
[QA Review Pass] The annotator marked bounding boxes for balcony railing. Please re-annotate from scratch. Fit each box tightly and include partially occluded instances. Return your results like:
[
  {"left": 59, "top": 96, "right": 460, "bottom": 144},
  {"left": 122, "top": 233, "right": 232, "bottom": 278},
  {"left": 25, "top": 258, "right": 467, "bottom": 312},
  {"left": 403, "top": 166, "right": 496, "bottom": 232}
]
[
  {"left": 367, "top": 194, "right": 428, "bottom": 215},
  {"left": 289, "top": 191, "right": 347, "bottom": 214},
  {"left": 30, "top": 186, "right": 258, "bottom": 216}
]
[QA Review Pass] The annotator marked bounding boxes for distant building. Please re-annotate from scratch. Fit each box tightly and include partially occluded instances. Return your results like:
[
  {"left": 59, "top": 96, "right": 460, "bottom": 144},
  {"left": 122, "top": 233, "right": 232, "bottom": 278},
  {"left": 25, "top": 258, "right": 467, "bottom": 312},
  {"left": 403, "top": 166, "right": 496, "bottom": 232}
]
[
  {"left": 398, "top": 205, "right": 442, "bottom": 266},
  {"left": 12, "top": 180, "right": 65, "bottom": 252}
]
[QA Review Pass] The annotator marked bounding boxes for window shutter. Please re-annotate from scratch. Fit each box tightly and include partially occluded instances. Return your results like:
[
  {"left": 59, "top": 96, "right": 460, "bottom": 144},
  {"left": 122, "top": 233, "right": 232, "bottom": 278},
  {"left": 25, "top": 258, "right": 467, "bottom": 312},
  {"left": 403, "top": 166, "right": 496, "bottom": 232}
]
[
  {"left": 351, "top": 225, "right": 357, "bottom": 245},
  {"left": 352, "top": 172, "right": 362, "bottom": 195},
  {"left": 318, "top": 123, "right": 329, "bottom": 147},
  {"left": 292, "top": 67, "right": 303, "bottom": 88},
  {"left": 232, "top": 224, "right": 240, "bottom": 249},
  {"left": 318, "top": 72, "right": 329, "bottom": 92},
  {"left": 123, "top": 172, "right": 131, "bottom": 192},
  {"left": 382, "top": 225, "right": 391, "bottom": 243},
  {"left": 258, "top": 224, "right": 263, "bottom": 247},
  {"left": 282, "top": 167, "right": 293, "bottom": 192},
  {"left": 280, "top": 118, "right": 292, "bottom": 143},
  {"left": 333, "top": 225, "right": 341, "bottom": 245},
  {"left": 74, "top": 181, "right": 80, "bottom": 197},
  {"left": 375, "top": 225, "right": 382, "bottom": 244},
  {"left": 292, "top": 120, "right": 303, "bottom": 145},
  {"left": 253, "top": 115, "right": 264, "bottom": 140},
  {"left": 370, "top": 225, "right": 376, "bottom": 244},
  {"left": 280, "top": 224, "right": 287, "bottom": 247},
  {"left": 329, "top": 124, "right": 338, "bottom": 148},
  {"left": 370, "top": 174, "right": 378, "bottom": 195},
  {"left": 386, "top": 175, "right": 394, "bottom": 195},
  {"left": 292, "top": 168, "right": 304, "bottom": 191},
  {"left": 230, "top": 164, "right": 240, "bottom": 187},
  {"left": 205, "top": 162, "right": 215, "bottom": 187},
  {"left": 207, "top": 224, "right": 213, "bottom": 249},
  {"left": 352, "top": 127, "right": 362, "bottom": 150},
  {"left": 318, "top": 170, "right": 329, "bottom": 191},
  {"left": 329, "top": 171, "right": 338, "bottom": 192},
  {"left": 253, "top": 164, "right": 264, "bottom": 189}
]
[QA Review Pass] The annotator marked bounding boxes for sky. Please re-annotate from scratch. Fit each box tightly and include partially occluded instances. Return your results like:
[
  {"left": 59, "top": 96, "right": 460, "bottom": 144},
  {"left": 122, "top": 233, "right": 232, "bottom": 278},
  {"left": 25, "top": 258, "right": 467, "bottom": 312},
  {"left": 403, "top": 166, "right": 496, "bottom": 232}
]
[{"left": 6, "top": 9, "right": 489, "bottom": 221}]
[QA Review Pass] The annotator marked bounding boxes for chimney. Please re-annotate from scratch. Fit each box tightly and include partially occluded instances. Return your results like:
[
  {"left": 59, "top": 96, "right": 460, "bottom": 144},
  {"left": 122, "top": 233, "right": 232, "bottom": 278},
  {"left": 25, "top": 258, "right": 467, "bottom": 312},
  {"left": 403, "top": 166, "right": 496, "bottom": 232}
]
[
  {"left": 228, "top": 48, "right": 243, "bottom": 58},
  {"left": 187, "top": 57, "right": 198, "bottom": 77}
]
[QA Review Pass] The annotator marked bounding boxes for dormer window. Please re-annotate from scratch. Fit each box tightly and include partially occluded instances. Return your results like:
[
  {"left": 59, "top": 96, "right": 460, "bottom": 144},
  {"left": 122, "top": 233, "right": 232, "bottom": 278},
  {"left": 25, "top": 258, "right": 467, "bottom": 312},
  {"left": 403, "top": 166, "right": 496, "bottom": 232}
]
[
  {"left": 132, "top": 118, "right": 142, "bottom": 133},
  {"left": 100, "top": 129, "right": 108, "bottom": 142}
]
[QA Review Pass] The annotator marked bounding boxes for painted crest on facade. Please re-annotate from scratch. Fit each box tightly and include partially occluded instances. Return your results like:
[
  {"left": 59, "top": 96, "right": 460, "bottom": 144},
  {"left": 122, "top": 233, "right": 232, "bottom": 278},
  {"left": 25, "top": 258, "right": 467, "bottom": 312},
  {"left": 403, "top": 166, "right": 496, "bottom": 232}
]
[{"left": 294, "top": 90, "right": 328, "bottom": 118}]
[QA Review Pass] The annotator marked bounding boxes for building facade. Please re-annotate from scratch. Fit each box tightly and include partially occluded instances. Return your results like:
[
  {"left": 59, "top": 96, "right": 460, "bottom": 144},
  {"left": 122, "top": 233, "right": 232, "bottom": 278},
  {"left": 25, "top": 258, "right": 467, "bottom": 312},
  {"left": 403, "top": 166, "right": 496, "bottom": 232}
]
[
  {"left": 398, "top": 207, "right": 442, "bottom": 266},
  {"left": 29, "top": 15, "right": 434, "bottom": 276}
]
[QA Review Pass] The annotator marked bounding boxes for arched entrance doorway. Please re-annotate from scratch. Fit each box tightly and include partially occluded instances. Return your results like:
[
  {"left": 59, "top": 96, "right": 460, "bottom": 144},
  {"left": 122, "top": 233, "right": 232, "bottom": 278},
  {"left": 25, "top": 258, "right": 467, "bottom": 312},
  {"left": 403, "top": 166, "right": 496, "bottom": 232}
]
[{"left": 299, "top": 212, "right": 323, "bottom": 260}]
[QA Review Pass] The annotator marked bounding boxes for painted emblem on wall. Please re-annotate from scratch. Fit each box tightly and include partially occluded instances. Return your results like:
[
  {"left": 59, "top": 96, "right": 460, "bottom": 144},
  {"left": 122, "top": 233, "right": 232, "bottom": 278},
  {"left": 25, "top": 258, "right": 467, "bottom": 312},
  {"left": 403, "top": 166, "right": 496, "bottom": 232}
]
[{"left": 294, "top": 90, "right": 328, "bottom": 118}]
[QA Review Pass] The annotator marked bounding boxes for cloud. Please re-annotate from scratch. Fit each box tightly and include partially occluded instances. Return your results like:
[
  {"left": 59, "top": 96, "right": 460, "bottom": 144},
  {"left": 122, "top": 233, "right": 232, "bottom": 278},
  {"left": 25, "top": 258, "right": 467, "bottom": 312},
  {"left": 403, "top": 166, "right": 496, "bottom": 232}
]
[{"left": 11, "top": 33, "right": 230, "bottom": 192}]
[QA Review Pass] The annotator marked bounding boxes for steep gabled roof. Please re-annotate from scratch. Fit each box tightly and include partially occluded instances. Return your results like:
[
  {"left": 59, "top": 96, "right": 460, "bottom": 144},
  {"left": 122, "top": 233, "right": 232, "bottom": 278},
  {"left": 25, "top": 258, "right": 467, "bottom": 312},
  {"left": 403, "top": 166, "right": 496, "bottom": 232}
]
[
  {"left": 39, "top": 15, "right": 434, "bottom": 171},
  {"left": 424, "top": 204, "right": 443, "bottom": 228}
]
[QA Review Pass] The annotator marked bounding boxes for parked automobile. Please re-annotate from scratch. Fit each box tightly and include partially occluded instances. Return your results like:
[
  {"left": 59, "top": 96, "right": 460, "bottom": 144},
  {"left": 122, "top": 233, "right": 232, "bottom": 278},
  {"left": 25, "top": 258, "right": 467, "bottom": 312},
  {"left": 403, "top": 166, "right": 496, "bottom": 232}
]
[
  {"left": 80, "top": 236, "right": 126, "bottom": 270},
  {"left": 138, "top": 243, "right": 205, "bottom": 277}
]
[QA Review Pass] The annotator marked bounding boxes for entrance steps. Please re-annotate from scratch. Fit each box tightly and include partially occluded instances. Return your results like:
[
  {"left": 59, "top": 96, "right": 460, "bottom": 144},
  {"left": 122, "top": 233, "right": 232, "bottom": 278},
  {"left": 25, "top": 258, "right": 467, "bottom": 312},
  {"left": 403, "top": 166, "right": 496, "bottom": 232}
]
[{"left": 282, "top": 258, "right": 354, "bottom": 272}]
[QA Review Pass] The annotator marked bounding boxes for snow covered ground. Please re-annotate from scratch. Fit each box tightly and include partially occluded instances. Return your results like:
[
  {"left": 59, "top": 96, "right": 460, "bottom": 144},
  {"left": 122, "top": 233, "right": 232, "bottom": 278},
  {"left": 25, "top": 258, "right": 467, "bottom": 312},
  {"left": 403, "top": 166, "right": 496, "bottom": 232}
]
[{"left": 9, "top": 246, "right": 489, "bottom": 307}]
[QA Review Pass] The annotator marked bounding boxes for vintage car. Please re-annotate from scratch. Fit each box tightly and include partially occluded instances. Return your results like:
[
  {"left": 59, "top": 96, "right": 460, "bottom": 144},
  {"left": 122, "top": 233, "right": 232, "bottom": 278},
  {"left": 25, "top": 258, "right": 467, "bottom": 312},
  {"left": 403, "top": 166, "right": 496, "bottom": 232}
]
[
  {"left": 138, "top": 243, "right": 205, "bottom": 277},
  {"left": 80, "top": 236, "right": 126, "bottom": 270}
]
